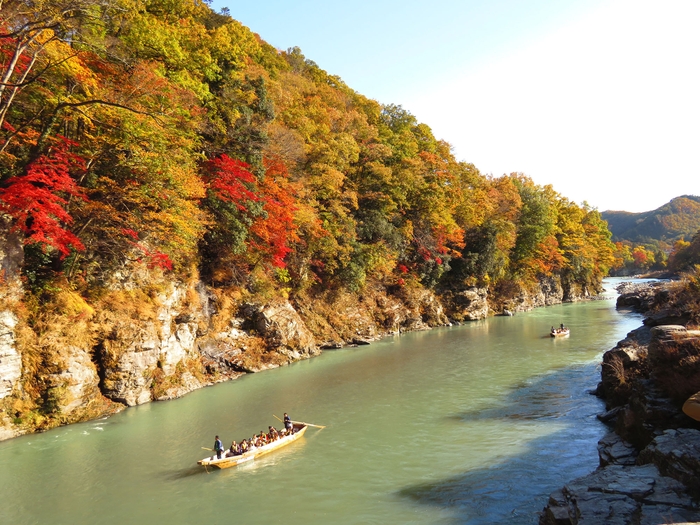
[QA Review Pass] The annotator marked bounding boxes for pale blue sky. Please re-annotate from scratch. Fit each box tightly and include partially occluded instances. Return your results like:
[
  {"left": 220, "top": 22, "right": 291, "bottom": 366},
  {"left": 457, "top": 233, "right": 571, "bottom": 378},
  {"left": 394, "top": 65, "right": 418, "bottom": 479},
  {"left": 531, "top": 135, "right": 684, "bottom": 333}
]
[{"left": 209, "top": 0, "right": 700, "bottom": 213}]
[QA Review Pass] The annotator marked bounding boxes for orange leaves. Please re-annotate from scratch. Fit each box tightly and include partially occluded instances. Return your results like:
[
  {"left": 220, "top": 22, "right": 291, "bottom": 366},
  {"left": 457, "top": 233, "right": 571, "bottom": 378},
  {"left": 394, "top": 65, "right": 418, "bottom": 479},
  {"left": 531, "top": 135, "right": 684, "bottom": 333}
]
[
  {"left": 203, "top": 154, "right": 300, "bottom": 269},
  {"left": 248, "top": 158, "right": 300, "bottom": 268}
]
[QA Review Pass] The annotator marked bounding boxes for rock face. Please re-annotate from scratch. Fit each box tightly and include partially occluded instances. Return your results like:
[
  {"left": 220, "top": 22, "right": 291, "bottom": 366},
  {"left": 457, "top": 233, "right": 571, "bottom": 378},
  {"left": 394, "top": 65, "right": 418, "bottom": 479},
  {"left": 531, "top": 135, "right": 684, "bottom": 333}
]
[
  {"left": 511, "top": 276, "right": 566, "bottom": 311},
  {"left": 100, "top": 283, "right": 204, "bottom": 406},
  {"left": 0, "top": 311, "right": 20, "bottom": 399},
  {"left": 442, "top": 286, "right": 489, "bottom": 321},
  {"left": 615, "top": 281, "right": 666, "bottom": 311},
  {"left": 638, "top": 428, "right": 700, "bottom": 499},
  {"left": 497, "top": 276, "right": 595, "bottom": 315},
  {"left": 242, "top": 301, "right": 319, "bottom": 359},
  {"left": 543, "top": 429, "right": 700, "bottom": 524},
  {"left": 0, "top": 219, "right": 23, "bottom": 401},
  {"left": 541, "top": 462, "right": 700, "bottom": 525}
]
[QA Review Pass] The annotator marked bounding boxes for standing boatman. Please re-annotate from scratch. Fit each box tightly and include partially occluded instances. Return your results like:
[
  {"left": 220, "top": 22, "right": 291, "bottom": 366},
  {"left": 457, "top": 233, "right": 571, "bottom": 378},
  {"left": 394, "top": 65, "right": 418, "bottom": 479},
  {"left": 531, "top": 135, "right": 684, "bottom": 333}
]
[
  {"left": 283, "top": 413, "right": 293, "bottom": 434},
  {"left": 214, "top": 435, "right": 224, "bottom": 459}
]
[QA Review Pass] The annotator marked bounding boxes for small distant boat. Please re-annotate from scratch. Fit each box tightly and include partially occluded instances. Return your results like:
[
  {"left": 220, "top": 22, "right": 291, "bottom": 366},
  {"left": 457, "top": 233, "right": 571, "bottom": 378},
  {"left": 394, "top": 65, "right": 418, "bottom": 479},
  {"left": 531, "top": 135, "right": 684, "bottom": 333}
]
[
  {"left": 550, "top": 328, "right": 570, "bottom": 337},
  {"left": 198, "top": 423, "right": 308, "bottom": 469}
]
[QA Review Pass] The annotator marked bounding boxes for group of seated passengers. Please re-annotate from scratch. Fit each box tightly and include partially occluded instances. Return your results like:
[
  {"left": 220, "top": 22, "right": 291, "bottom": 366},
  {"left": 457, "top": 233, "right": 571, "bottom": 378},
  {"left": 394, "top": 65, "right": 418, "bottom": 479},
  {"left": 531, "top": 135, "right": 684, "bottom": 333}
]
[
  {"left": 551, "top": 323, "right": 567, "bottom": 334},
  {"left": 226, "top": 425, "right": 295, "bottom": 457}
]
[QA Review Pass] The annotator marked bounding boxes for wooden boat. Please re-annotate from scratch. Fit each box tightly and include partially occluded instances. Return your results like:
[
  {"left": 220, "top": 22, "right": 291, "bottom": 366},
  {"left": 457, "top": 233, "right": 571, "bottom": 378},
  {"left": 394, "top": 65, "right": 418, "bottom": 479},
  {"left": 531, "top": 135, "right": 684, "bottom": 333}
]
[
  {"left": 550, "top": 328, "right": 570, "bottom": 337},
  {"left": 198, "top": 423, "right": 307, "bottom": 469}
]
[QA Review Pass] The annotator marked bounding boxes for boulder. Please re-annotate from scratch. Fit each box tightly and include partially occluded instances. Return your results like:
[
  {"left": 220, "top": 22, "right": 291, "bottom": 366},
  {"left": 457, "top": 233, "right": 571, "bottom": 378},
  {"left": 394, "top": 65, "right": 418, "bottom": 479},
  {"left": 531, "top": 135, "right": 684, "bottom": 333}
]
[
  {"left": 615, "top": 281, "right": 669, "bottom": 313},
  {"left": 240, "top": 301, "right": 319, "bottom": 358}
]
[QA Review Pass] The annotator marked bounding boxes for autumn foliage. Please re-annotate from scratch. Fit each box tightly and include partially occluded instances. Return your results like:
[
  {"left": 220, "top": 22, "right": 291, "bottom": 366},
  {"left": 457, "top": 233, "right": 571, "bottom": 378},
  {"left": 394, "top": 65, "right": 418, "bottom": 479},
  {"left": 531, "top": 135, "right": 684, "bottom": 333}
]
[{"left": 0, "top": 0, "right": 615, "bottom": 299}]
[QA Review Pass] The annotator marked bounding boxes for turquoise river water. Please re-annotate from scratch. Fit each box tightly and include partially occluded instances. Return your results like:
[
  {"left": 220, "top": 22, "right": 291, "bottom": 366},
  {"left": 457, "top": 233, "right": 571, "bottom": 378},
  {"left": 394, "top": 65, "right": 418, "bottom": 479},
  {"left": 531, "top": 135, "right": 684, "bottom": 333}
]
[{"left": 0, "top": 279, "right": 644, "bottom": 525}]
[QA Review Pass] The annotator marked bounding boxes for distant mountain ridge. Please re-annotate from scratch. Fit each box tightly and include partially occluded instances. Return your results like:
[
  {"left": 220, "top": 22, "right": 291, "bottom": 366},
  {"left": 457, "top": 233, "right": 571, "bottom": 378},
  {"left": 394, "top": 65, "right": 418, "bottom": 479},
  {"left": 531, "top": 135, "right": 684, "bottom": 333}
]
[{"left": 602, "top": 195, "right": 700, "bottom": 247}]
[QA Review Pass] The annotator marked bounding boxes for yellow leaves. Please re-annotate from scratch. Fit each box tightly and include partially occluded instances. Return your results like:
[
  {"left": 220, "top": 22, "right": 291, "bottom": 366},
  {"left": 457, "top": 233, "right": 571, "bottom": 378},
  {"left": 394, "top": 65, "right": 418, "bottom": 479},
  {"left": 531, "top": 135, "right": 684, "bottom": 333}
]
[
  {"left": 210, "top": 20, "right": 263, "bottom": 71},
  {"left": 363, "top": 242, "right": 398, "bottom": 279}
]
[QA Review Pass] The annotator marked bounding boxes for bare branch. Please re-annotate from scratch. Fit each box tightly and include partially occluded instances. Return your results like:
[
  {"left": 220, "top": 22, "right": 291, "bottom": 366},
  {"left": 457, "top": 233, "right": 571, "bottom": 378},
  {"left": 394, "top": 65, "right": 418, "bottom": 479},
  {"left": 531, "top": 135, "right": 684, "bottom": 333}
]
[
  {"left": 0, "top": 47, "right": 79, "bottom": 88},
  {"left": 55, "top": 100, "right": 166, "bottom": 126}
]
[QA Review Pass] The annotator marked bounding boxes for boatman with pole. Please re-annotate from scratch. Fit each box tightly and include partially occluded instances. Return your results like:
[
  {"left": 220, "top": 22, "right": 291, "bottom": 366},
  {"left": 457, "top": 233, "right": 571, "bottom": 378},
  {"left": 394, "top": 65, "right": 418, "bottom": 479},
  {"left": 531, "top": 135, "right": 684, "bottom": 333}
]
[
  {"left": 284, "top": 413, "right": 293, "bottom": 434},
  {"left": 214, "top": 435, "right": 224, "bottom": 459}
]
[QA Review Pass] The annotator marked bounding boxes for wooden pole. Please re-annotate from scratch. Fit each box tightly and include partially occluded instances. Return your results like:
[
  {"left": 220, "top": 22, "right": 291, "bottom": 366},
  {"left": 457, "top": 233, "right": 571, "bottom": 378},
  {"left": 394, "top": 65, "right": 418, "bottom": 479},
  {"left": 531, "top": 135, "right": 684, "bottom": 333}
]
[
  {"left": 291, "top": 420, "right": 326, "bottom": 429},
  {"left": 276, "top": 414, "right": 326, "bottom": 429}
]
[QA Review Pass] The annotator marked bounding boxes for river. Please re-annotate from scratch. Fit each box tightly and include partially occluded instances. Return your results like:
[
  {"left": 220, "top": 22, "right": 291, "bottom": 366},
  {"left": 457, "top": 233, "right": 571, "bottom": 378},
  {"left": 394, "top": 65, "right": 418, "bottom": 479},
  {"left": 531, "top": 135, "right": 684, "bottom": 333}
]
[{"left": 0, "top": 278, "right": 643, "bottom": 525}]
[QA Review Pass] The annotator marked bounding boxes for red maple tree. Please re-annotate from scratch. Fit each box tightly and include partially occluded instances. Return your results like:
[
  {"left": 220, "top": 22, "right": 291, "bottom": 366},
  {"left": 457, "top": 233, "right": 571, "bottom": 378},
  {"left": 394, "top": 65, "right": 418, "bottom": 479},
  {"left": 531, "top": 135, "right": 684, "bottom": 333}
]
[
  {"left": 0, "top": 136, "right": 87, "bottom": 257},
  {"left": 202, "top": 154, "right": 258, "bottom": 209}
]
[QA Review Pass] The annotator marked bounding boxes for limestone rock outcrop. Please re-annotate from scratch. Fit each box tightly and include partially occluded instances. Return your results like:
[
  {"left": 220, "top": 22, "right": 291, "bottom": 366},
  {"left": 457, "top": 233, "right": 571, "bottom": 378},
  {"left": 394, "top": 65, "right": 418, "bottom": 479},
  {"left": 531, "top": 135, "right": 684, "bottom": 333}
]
[
  {"left": 241, "top": 301, "right": 319, "bottom": 359},
  {"left": 100, "top": 283, "right": 203, "bottom": 406},
  {"left": 0, "top": 219, "right": 23, "bottom": 402},
  {"left": 48, "top": 345, "right": 104, "bottom": 416},
  {"left": 441, "top": 286, "right": 488, "bottom": 321},
  {"left": 0, "top": 236, "right": 603, "bottom": 441},
  {"left": 0, "top": 311, "right": 20, "bottom": 400}
]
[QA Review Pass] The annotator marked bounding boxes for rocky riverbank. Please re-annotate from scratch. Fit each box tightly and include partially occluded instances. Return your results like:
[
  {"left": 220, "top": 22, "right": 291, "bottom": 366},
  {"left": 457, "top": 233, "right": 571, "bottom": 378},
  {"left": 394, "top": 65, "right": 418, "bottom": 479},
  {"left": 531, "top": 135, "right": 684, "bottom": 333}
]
[{"left": 540, "top": 281, "right": 700, "bottom": 524}]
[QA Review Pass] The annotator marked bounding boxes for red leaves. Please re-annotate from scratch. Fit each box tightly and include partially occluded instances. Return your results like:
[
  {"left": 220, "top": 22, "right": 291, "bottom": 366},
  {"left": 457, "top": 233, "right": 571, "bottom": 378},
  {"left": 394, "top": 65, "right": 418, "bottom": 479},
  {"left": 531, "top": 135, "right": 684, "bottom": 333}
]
[
  {"left": 204, "top": 154, "right": 299, "bottom": 269},
  {"left": 203, "top": 154, "right": 258, "bottom": 209},
  {"left": 0, "top": 136, "right": 86, "bottom": 257}
]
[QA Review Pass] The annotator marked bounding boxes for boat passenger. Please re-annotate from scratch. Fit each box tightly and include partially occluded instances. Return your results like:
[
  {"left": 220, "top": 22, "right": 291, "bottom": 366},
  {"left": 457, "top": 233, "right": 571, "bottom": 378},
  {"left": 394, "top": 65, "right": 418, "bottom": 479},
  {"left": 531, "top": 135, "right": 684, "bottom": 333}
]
[
  {"left": 551, "top": 326, "right": 556, "bottom": 334},
  {"left": 268, "top": 426, "right": 279, "bottom": 441}
]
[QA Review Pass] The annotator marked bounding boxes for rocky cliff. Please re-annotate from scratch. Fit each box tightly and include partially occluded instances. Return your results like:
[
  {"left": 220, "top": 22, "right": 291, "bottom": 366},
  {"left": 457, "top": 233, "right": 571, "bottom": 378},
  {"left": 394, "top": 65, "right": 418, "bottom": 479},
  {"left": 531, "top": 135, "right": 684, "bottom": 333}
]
[
  {"left": 0, "top": 252, "right": 592, "bottom": 440},
  {"left": 540, "top": 282, "right": 700, "bottom": 524}
]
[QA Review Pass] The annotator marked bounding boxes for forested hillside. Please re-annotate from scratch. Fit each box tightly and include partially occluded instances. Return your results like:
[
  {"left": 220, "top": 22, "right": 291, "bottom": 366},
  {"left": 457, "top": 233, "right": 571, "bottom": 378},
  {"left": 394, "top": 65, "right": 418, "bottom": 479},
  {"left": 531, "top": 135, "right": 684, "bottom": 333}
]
[
  {"left": 603, "top": 196, "right": 700, "bottom": 275},
  {"left": 603, "top": 196, "right": 700, "bottom": 247},
  {"left": 0, "top": 0, "right": 616, "bottom": 434},
  {"left": 0, "top": 0, "right": 614, "bottom": 296}
]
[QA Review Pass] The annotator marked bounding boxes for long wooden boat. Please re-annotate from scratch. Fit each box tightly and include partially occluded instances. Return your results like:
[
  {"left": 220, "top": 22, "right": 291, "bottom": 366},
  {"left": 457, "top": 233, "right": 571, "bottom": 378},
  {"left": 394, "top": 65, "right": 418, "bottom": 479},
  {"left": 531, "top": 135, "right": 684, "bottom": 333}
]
[
  {"left": 550, "top": 328, "right": 570, "bottom": 337},
  {"left": 198, "top": 423, "right": 307, "bottom": 469}
]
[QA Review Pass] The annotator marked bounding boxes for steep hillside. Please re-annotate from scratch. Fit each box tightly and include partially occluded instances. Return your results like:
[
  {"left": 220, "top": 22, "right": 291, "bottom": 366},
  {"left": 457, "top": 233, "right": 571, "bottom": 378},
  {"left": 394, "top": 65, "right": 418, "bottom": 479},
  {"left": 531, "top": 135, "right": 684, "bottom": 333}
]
[{"left": 603, "top": 195, "right": 700, "bottom": 247}]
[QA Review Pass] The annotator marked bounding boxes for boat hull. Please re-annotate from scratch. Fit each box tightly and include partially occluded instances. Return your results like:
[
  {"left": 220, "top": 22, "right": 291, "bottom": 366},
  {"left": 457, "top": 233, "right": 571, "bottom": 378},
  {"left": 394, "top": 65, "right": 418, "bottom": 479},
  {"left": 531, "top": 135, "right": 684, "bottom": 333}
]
[
  {"left": 550, "top": 329, "right": 570, "bottom": 337},
  {"left": 198, "top": 424, "right": 307, "bottom": 469}
]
